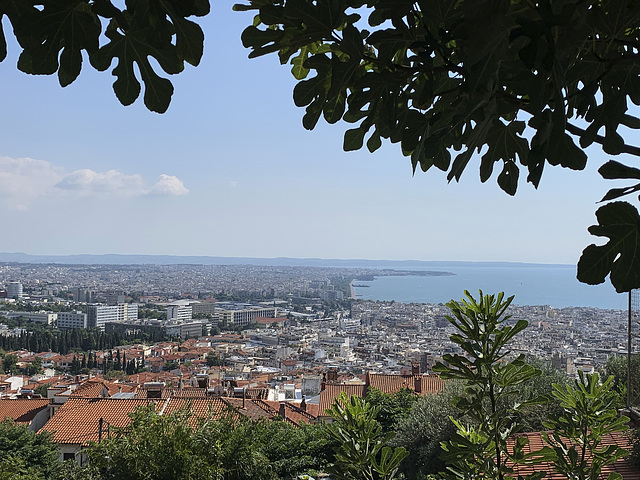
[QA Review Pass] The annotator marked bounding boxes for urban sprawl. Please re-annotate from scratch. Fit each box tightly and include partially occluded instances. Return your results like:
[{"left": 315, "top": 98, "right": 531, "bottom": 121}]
[{"left": 0, "top": 262, "right": 637, "bottom": 464}]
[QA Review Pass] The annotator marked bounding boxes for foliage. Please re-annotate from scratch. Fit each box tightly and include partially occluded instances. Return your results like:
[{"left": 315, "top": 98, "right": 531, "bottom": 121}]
[
  {"left": 86, "top": 405, "right": 331, "bottom": 480},
  {"left": 1, "top": 353, "right": 18, "bottom": 374},
  {"left": 433, "top": 291, "right": 545, "bottom": 480},
  {"left": 0, "top": 0, "right": 210, "bottom": 113},
  {"left": 206, "top": 351, "right": 223, "bottom": 367},
  {"left": 0, "top": 419, "right": 60, "bottom": 478},
  {"left": 365, "top": 387, "right": 418, "bottom": 435},
  {"left": 511, "top": 357, "right": 569, "bottom": 433},
  {"left": 631, "top": 427, "right": 640, "bottom": 467},
  {"left": 0, "top": 454, "right": 44, "bottom": 480},
  {"left": 25, "top": 356, "right": 43, "bottom": 376},
  {"left": 391, "top": 381, "right": 466, "bottom": 478},
  {"left": 601, "top": 353, "right": 640, "bottom": 407},
  {"left": 235, "top": 0, "right": 640, "bottom": 293},
  {"left": 325, "top": 391, "right": 408, "bottom": 480},
  {"left": 540, "top": 372, "right": 630, "bottom": 480},
  {"left": 87, "top": 405, "right": 225, "bottom": 480}
]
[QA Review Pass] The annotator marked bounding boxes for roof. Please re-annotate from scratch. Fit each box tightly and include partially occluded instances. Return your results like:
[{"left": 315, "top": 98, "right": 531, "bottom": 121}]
[
  {"left": 366, "top": 373, "right": 445, "bottom": 395},
  {"left": 0, "top": 399, "right": 49, "bottom": 424},
  {"left": 318, "top": 384, "right": 367, "bottom": 416},
  {"left": 508, "top": 430, "right": 639, "bottom": 479},
  {"left": 71, "top": 379, "right": 137, "bottom": 398},
  {"left": 41, "top": 398, "right": 162, "bottom": 445}
]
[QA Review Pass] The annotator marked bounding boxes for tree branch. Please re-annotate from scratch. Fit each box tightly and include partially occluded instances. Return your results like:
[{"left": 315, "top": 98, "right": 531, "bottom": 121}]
[{"left": 566, "top": 122, "right": 640, "bottom": 157}]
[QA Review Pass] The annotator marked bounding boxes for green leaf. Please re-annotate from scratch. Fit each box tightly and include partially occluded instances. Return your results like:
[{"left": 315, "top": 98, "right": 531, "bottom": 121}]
[
  {"left": 577, "top": 201, "right": 640, "bottom": 292},
  {"left": 90, "top": 20, "right": 181, "bottom": 113},
  {"left": 16, "top": 0, "right": 101, "bottom": 86},
  {"left": 598, "top": 160, "right": 640, "bottom": 180}
]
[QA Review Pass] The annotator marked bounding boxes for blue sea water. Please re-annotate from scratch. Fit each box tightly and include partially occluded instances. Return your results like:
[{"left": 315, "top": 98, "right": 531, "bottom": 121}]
[{"left": 351, "top": 263, "right": 627, "bottom": 310}]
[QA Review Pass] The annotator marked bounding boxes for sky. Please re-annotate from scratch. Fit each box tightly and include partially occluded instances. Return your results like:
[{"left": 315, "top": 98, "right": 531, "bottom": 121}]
[{"left": 0, "top": 3, "right": 634, "bottom": 265}]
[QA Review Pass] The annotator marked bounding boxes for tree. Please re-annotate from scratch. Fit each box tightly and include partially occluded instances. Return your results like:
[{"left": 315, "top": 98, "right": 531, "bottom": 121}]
[
  {"left": 1, "top": 353, "right": 18, "bottom": 374},
  {"left": 0, "top": 0, "right": 210, "bottom": 113},
  {"left": 206, "top": 351, "right": 223, "bottom": 367},
  {"left": 540, "top": 372, "right": 630, "bottom": 480},
  {"left": 391, "top": 381, "right": 467, "bottom": 478},
  {"left": 0, "top": 419, "right": 60, "bottom": 478},
  {"left": 601, "top": 353, "right": 640, "bottom": 407},
  {"left": 325, "top": 391, "right": 408, "bottom": 480},
  {"left": 433, "top": 291, "right": 545, "bottom": 480},
  {"left": 235, "top": 0, "right": 640, "bottom": 293},
  {"left": 87, "top": 405, "right": 224, "bottom": 480},
  {"left": 364, "top": 387, "right": 418, "bottom": 435}
]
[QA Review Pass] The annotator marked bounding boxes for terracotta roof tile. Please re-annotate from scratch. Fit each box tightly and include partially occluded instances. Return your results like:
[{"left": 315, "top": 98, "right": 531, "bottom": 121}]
[
  {"left": 41, "top": 398, "right": 162, "bottom": 445},
  {"left": 0, "top": 399, "right": 49, "bottom": 424},
  {"left": 508, "top": 430, "right": 640, "bottom": 479},
  {"left": 318, "top": 384, "right": 367, "bottom": 416},
  {"left": 71, "top": 379, "right": 137, "bottom": 398}
]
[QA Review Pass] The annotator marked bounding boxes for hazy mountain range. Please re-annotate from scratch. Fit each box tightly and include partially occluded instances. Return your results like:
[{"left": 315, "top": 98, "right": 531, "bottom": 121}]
[{"left": 0, "top": 252, "right": 570, "bottom": 268}]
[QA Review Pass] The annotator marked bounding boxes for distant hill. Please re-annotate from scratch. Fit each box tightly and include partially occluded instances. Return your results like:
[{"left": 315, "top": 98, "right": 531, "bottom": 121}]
[{"left": 0, "top": 252, "right": 570, "bottom": 268}]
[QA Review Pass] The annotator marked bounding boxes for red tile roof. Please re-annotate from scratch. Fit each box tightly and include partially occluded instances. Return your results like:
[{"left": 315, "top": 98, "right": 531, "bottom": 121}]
[
  {"left": 508, "top": 430, "right": 639, "bottom": 479},
  {"left": 41, "top": 398, "right": 163, "bottom": 445},
  {"left": 71, "top": 379, "right": 137, "bottom": 398},
  {"left": 0, "top": 399, "right": 49, "bottom": 424},
  {"left": 366, "top": 373, "right": 445, "bottom": 395},
  {"left": 318, "top": 384, "right": 367, "bottom": 416}
]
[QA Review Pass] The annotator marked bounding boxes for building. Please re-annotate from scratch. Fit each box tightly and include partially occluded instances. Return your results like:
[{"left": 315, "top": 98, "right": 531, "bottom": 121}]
[
  {"left": 190, "top": 301, "right": 216, "bottom": 316},
  {"left": 56, "top": 312, "right": 88, "bottom": 329},
  {"left": 1, "top": 311, "right": 56, "bottom": 325},
  {"left": 215, "top": 303, "right": 276, "bottom": 328},
  {"left": 106, "top": 291, "right": 126, "bottom": 306},
  {"left": 72, "top": 288, "right": 93, "bottom": 303},
  {"left": 87, "top": 304, "right": 139, "bottom": 331},
  {"left": 7, "top": 282, "right": 23, "bottom": 299},
  {"left": 165, "top": 320, "right": 207, "bottom": 339},
  {"left": 166, "top": 304, "right": 193, "bottom": 323}
]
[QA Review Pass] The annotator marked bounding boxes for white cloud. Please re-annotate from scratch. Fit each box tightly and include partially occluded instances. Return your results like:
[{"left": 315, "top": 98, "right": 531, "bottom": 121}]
[
  {"left": 0, "top": 156, "right": 63, "bottom": 210},
  {"left": 56, "top": 169, "right": 146, "bottom": 196},
  {"left": 147, "top": 174, "right": 189, "bottom": 196},
  {"left": 0, "top": 156, "right": 189, "bottom": 211},
  {"left": 229, "top": 180, "right": 238, "bottom": 188}
]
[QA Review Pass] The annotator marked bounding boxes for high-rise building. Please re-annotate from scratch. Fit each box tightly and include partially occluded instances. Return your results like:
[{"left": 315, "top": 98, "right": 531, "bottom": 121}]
[
  {"left": 7, "top": 282, "right": 23, "bottom": 299},
  {"left": 73, "top": 288, "right": 93, "bottom": 303},
  {"left": 87, "top": 303, "right": 138, "bottom": 330},
  {"left": 57, "top": 311, "right": 88, "bottom": 329},
  {"left": 166, "top": 304, "right": 193, "bottom": 323},
  {"left": 106, "top": 291, "right": 126, "bottom": 306}
]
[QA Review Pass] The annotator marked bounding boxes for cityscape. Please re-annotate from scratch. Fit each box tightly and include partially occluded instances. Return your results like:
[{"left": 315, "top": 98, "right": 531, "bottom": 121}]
[{"left": 1, "top": 260, "right": 639, "bottom": 477}]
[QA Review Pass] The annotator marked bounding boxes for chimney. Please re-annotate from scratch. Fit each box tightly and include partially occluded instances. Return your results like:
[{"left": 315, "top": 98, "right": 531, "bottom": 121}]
[
  {"left": 279, "top": 403, "right": 286, "bottom": 419},
  {"left": 242, "top": 388, "right": 246, "bottom": 409},
  {"left": 411, "top": 362, "right": 420, "bottom": 376},
  {"left": 414, "top": 376, "right": 422, "bottom": 394},
  {"left": 300, "top": 397, "right": 306, "bottom": 412},
  {"left": 321, "top": 372, "right": 326, "bottom": 392}
]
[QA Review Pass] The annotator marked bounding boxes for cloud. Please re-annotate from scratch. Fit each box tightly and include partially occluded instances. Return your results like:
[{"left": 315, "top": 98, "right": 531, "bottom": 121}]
[
  {"left": 0, "top": 156, "right": 188, "bottom": 211},
  {"left": 56, "top": 169, "right": 146, "bottom": 196},
  {"left": 229, "top": 180, "right": 238, "bottom": 188},
  {"left": 0, "top": 156, "right": 63, "bottom": 210},
  {"left": 147, "top": 174, "right": 189, "bottom": 196}
]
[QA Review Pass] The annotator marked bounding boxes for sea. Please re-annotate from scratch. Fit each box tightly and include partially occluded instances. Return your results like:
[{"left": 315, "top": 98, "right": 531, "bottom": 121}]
[{"left": 349, "top": 263, "right": 629, "bottom": 310}]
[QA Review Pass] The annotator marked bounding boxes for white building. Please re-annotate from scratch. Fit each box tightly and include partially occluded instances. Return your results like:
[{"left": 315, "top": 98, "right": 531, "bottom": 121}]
[
  {"left": 166, "top": 304, "right": 193, "bottom": 323},
  {"left": 215, "top": 303, "right": 276, "bottom": 327},
  {"left": 56, "top": 312, "right": 88, "bottom": 329},
  {"left": 87, "top": 304, "right": 139, "bottom": 330},
  {"left": 2, "top": 311, "right": 57, "bottom": 325}
]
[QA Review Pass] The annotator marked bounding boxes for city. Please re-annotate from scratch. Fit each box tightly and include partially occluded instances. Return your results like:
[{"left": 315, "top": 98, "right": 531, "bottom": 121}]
[{"left": 1, "top": 261, "right": 638, "bottom": 476}]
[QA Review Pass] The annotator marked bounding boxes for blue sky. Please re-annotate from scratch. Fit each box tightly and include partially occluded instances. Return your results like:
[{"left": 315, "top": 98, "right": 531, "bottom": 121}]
[{"left": 0, "top": 3, "right": 630, "bottom": 264}]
